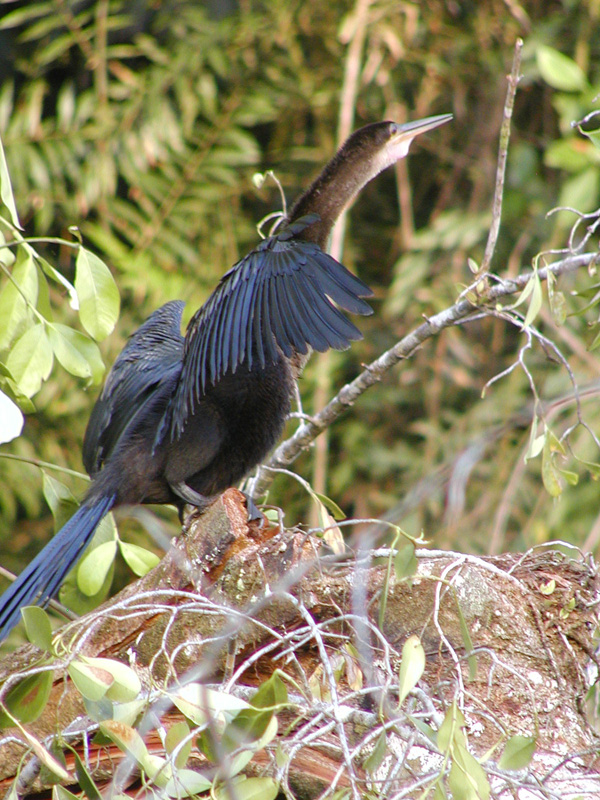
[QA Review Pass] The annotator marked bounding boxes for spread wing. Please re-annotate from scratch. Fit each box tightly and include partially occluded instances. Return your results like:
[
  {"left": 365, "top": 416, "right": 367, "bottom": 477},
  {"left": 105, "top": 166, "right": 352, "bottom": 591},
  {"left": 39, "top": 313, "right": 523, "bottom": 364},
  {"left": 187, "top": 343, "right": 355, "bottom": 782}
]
[
  {"left": 171, "top": 215, "right": 373, "bottom": 438},
  {"left": 82, "top": 301, "right": 185, "bottom": 474}
]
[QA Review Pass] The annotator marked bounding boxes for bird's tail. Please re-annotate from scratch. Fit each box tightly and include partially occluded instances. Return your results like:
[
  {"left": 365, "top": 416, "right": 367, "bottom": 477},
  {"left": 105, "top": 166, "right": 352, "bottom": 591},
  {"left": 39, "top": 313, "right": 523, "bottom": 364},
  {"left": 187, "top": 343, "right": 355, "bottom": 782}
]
[{"left": 0, "top": 492, "right": 116, "bottom": 642}]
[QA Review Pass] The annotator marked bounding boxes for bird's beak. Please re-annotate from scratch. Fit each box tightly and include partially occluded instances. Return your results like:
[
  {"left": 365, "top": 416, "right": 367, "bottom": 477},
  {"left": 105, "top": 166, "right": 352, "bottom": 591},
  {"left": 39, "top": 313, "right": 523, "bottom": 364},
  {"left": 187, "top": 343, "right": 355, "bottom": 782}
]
[
  {"left": 392, "top": 113, "right": 453, "bottom": 140},
  {"left": 385, "top": 113, "right": 452, "bottom": 162}
]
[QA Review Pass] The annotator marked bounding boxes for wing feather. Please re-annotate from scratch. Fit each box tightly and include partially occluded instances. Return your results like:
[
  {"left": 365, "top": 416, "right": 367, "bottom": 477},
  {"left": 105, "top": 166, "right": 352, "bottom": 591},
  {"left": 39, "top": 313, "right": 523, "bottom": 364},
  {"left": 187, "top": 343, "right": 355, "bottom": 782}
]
[
  {"left": 83, "top": 301, "right": 185, "bottom": 473},
  {"left": 172, "top": 215, "right": 372, "bottom": 438}
]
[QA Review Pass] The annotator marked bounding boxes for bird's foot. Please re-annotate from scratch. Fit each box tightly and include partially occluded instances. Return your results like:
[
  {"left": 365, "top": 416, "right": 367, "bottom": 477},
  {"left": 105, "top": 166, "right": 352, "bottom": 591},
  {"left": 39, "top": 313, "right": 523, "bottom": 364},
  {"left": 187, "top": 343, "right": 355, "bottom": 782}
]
[{"left": 242, "top": 492, "right": 264, "bottom": 526}]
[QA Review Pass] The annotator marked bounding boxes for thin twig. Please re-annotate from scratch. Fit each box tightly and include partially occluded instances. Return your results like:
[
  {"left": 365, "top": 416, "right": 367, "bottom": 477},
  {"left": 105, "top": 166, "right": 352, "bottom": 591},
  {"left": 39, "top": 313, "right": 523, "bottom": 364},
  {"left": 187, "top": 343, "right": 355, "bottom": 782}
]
[
  {"left": 480, "top": 38, "right": 523, "bottom": 272},
  {"left": 247, "top": 250, "right": 598, "bottom": 498}
]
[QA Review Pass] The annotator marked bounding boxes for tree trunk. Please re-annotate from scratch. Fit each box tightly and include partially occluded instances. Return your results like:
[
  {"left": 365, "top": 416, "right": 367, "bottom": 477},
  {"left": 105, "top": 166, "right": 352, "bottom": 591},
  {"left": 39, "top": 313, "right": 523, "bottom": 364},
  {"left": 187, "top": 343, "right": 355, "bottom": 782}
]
[{"left": 0, "top": 489, "right": 598, "bottom": 798}]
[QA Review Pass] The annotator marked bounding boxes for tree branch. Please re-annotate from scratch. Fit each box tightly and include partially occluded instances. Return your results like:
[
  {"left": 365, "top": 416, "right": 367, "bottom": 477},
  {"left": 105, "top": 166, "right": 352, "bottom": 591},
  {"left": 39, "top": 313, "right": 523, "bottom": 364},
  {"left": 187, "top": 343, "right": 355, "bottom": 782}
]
[
  {"left": 248, "top": 251, "right": 599, "bottom": 498},
  {"left": 480, "top": 38, "right": 523, "bottom": 272}
]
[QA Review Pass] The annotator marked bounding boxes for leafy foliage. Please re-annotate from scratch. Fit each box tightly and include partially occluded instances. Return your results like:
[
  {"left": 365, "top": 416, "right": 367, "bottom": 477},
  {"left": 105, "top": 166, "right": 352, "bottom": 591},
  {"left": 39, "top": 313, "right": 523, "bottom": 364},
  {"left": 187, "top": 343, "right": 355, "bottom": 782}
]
[{"left": 0, "top": 0, "right": 600, "bottom": 644}]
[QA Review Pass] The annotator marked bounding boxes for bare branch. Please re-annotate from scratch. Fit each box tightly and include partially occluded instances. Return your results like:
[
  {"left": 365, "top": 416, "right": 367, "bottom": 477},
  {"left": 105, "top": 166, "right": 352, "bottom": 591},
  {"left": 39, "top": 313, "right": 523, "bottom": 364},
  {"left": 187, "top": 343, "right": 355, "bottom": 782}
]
[
  {"left": 480, "top": 37, "right": 523, "bottom": 272},
  {"left": 247, "top": 250, "right": 599, "bottom": 498}
]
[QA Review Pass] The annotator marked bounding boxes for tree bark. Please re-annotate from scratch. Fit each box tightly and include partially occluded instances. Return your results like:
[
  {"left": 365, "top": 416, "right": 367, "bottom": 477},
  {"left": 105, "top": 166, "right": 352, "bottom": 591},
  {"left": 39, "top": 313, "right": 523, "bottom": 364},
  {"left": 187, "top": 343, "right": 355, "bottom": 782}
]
[{"left": 0, "top": 489, "right": 598, "bottom": 798}]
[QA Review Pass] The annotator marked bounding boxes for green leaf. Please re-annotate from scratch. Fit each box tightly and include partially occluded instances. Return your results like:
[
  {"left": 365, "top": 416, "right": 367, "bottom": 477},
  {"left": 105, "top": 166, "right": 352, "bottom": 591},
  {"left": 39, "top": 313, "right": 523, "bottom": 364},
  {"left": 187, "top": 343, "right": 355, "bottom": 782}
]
[
  {"left": 0, "top": 251, "right": 38, "bottom": 350},
  {"left": 171, "top": 684, "right": 248, "bottom": 728},
  {"left": 536, "top": 45, "right": 588, "bottom": 92},
  {"left": 558, "top": 169, "right": 600, "bottom": 217},
  {"left": 456, "top": 599, "right": 477, "bottom": 681},
  {"left": 119, "top": 541, "right": 160, "bottom": 577},
  {"left": 100, "top": 719, "right": 167, "bottom": 782},
  {"left": 0, "top": 671, "right": 53, "bottom": 727},
  {"left": 398, "top": 634, "right": 425, "bottom": 705},
  {"left": 165, "top": 720, "right": 192, "bottom": 768},
  {"left": 37, "top": 256, "right": 79, "bottom": 310},
  {"left": 214, "top": 777, "right": 279, "bottom": 800},
  {"left": 363, "top": 729, "right": 387, "bottom": 774},
  {"left": 76, "top": 657, "right": 141, "bottom": 703},
  {"left": 73, "top": 751, "right": 103, "bottom": 800},
  {"left": 524, "top": 417, "right": 545, "bottom": 462},
  {"left": 69, "top": 660, "right": 114, "bottom": 702},
  {"left": 164, "top": 769, "right": 212, "bottom": 797},
  {"left": 6, "top": 323, "right": 53, "bottom": 398},
  {"left": 47, "top": 323, "right": 105, "bottom": 383},
  {"left": 75, "top": 247, "right": 120, "bottom": 341},
  {"left": 449, "top": 742, "right": 490, "bottom": 800},
  {"left": 498, "top": 734, "right": 536, "bottom": 770},
  {"left": 249, "top": 671, "right": 288, "bottom": 710},
  {"left": 0, "top": 133, "right": 21, "bottom": 228},
  {"left": 77, "top": 540, "right": 118, "bottom": 596},
  {"left": 53, "top": 786, "right": 81, "bottom": 800},
  {"left": 42, "top": 472, "right": 79, "bottom": 530},
  {"left": 542, "top": 436, "right": 562, "bottom": 497},
  {"left": 539, "top": 578, "right": 556, "bottom": 595},
  {"left": 522, "top": 273, "right": 543, "bottom": 329},
  {"left": 394, "top": 540, "right": 417, "bottom": 581},
  {"left": 22, "top": 606, "right": 53, "bottom": 651},
  {"left": 314, "top": 491, "right": 346, "bottom": 521}
]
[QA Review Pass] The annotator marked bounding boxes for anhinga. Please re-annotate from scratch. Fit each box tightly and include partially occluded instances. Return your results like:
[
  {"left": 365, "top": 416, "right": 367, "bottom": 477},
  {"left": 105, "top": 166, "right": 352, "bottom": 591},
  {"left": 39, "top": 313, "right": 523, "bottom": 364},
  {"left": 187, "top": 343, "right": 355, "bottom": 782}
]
[{"left": 0, "top": 114, "right": 452, "bottom": 640}]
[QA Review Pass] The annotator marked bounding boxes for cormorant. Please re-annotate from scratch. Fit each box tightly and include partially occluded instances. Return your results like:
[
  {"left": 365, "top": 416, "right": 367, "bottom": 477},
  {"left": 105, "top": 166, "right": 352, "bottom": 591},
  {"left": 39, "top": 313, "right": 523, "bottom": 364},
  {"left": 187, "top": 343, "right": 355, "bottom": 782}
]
[{"left": 0, "top": 114, "right": 452, "bottom": 641}]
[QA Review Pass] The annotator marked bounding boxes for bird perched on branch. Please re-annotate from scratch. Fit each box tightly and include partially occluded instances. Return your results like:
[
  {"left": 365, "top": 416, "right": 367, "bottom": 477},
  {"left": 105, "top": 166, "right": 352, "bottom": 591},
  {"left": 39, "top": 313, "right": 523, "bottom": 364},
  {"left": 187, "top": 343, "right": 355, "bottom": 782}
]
[{"left": 0, "top": 114, "right": 452, "bottom": 640}]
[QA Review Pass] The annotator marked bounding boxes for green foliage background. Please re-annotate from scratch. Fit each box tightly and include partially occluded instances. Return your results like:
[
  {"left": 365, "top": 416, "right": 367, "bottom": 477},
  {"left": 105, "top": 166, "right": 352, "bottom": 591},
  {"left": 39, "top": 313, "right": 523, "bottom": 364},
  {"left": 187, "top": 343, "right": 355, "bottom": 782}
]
[{"left": 1, "top": 0, "right": 600, "bottom": 588}]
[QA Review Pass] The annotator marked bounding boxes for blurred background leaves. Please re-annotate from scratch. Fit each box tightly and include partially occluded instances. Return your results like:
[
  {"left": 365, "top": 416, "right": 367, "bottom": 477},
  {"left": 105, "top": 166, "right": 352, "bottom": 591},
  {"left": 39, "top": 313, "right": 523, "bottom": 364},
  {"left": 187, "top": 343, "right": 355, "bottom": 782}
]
[{"left": 0, "top": 0, "right": 600, "bottom": 595}]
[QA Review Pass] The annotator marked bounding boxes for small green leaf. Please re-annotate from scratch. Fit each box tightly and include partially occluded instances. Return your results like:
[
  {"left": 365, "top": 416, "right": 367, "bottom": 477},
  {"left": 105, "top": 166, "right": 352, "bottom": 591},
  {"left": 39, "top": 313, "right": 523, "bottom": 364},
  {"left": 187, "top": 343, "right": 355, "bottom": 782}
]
[
  {"left": 249, "top": 671, "right": 288, "bottom": 711},
  {"left": 522, "top": 273, "right": 543, "bottom": 329},
  {"left": 62, "top": 541, "right": 114, "bottom": 614},
  {"left": 171, "top": 684, "right": 248, "bottom": 728},
  {"left": 539, "top": 578, "right": 556, "bottom": 595},
  {"left": 77, "top": 540, "right": 118, "bottom": 597},
  {"left": 0, "top": 251, "right": 38, "bottom": 350},
  {"left": 542, "top": 436, "right": 562, "bottom": 497},
  {"left": 449, "top": 741, "right": 490, "bottom": 800},
  {"left": 394, "top": 540, "right": 417, "bottom": 581},
  {"left": 164, "top": 769, "right": 212, "bottom": 797},
  {"left": 398, "top": 634, "right": 425, "bottom": 705},
  {"left": 75, "top": 247, "right": 120, "bottom": 341},
  {"left": 549, "top": 290, "right": 567, "bottom": 325},
  {"left": 455, "top": 600, "right": 477, "bottom": 681},
  {"left": 363, "top": 729, "right": 387, "bottom": 774},
  {"left": 73, "top": 751, "right": 103, "bottom": 800},
  {"left": 37, "top": 256, "right": 78, "bottom": 310},
  {"left": 0, "top": 671, "right": 53, "bottom": 727},
  {"left": 77, "top": 657, "right": 141, "bottom": 703},
  {"left": 214, "top": 777, "right": 279, "bottom": 800},
  {"left": 47, "top": 324, "right": 105, "bottom": 383},
  {"left": 22, "top": 606, "right": 53, "bottom": 651},
  {"left": 314, "top": 492, "right": 346, "bottom": 521},
  {"left": 53, "top": 786, "right": 81, "bottom": 800},
  {"left": 536, "top": 45, "right": 588, "bottom": 92},
  {"left": 165, "top": 720, "right": 192, "bottom": 768},
  {"left": 498, "top": 734, "right": 536, "bottom": 770},
  {"left": 6, "top": 323, "right": 53, "bottom": 398},
  {"left": 557, "top": 466, "right": 579, "bottom": 486},
  {"left": 119, "top": 541, "right": 160, "bottom": 577},
  {"left": 42, "top": 472, "right": 79, "bottom": 529},
  {"left": 69, "top": 660, "right": 113, "bottom": 702}
]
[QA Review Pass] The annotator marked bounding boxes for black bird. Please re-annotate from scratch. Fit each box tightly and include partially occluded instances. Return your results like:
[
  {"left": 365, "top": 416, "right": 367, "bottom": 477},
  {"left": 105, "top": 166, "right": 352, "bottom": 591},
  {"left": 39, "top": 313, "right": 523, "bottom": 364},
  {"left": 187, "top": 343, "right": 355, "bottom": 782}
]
[{"left": 0, "top": 114, "right": 452, "bottom": 640}]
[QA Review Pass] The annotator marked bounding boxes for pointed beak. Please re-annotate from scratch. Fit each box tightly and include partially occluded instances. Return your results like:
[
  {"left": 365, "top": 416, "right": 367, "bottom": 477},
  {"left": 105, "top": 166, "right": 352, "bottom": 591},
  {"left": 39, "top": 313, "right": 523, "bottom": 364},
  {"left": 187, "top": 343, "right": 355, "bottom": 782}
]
[
  {"left": 383, "top": 113, "right": 452, "bottom": 162},
  {"left": 392, "top": 114, "right": 453, "bottom": 140}
]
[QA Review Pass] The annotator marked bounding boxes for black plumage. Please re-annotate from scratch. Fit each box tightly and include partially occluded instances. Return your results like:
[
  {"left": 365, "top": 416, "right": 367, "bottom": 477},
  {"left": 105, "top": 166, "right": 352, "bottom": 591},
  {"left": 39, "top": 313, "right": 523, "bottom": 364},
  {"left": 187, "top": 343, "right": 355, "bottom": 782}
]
[{"left": 0, "top": 114, "right": 452, "bottom": 640}]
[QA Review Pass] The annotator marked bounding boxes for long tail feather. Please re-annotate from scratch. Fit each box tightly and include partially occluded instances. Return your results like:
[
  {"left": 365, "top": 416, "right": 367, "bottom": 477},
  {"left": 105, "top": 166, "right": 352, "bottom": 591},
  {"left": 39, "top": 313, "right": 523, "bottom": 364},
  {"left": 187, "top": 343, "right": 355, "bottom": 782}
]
[{"left": 0, "top": 492, "right": 115, "bottom": 641}]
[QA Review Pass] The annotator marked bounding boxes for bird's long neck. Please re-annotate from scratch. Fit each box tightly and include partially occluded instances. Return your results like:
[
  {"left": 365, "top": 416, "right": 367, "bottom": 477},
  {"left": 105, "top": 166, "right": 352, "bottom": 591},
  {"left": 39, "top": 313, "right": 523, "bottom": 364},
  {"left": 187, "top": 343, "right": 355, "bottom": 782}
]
[{"left": 287, "top": 128, "right": 394, "bottom": 248}]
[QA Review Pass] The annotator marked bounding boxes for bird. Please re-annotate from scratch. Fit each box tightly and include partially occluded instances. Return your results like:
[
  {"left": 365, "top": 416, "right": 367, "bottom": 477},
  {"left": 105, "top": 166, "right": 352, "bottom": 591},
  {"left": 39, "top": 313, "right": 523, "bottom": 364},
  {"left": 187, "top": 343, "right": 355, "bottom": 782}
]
[{"left": 0, "top": 114, "right": 452, "bottom": 641}]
